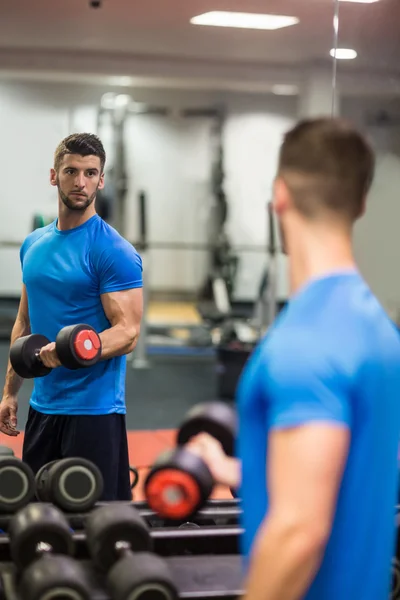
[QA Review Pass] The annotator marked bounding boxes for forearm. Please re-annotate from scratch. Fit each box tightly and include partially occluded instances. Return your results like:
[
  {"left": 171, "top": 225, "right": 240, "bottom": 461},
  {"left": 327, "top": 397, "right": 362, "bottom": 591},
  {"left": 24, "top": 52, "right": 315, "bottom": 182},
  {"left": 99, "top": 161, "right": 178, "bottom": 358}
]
[
  {"left": 99, "top": 324, "right": 139, "bottom": 360},
  {"left": 3, "top": 317, "right": 31, "bottom": 398},
  {"left": 243, "top": 519, "right": 325, "bottom": 600}
]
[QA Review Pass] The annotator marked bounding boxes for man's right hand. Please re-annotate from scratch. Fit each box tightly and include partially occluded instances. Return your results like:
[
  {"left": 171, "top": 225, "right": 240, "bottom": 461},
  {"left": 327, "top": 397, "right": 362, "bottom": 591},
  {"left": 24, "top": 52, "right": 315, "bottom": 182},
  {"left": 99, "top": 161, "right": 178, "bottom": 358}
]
[
  {"left": 186, "top": 432, "right": 241, "bottom": 489},
  {"left": 0, "top": 397, "right": 19, "bottom": 436}
]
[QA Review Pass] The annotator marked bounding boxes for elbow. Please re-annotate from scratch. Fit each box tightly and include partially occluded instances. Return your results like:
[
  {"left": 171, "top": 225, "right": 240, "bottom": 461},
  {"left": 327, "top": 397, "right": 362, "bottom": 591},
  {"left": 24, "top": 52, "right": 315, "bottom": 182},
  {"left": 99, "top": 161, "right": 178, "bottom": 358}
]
[
  {"left": 291, "top": 523, "right": 330, "bottom": 562},
  {"left": 268, "top": 515, "right": 330, "bottom": 563}
]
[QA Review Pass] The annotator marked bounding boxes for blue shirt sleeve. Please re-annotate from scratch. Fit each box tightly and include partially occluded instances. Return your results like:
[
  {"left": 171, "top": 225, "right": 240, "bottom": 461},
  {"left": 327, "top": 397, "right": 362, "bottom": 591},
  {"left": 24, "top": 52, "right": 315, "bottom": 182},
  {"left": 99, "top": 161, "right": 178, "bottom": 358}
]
[
  {"left": 265, "top": 337, "right": 352, "bottom": 430},
  {"left": 19, "top": 241, "right": 26, "bottom": 269},
  {"left": 96, "top": 239, "right": 143, "bottom": 294}
]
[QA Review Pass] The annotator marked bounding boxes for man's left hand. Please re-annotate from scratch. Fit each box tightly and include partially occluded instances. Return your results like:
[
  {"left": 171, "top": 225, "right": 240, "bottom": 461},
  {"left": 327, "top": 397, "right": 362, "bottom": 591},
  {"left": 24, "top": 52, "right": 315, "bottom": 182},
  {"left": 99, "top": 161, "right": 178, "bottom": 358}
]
[{"left": 39, "top": 342, "right": 62, "bottom": 368}]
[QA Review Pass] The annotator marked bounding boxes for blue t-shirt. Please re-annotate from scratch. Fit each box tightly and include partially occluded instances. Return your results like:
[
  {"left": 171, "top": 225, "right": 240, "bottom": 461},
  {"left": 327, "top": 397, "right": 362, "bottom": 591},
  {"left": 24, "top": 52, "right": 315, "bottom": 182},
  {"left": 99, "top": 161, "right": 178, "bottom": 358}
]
[
  {"left": 19, "top": 214, "right": 143, "bottom": 415},
  {"left": 236, "top": 271, "right": 400, "bottom": 599}
]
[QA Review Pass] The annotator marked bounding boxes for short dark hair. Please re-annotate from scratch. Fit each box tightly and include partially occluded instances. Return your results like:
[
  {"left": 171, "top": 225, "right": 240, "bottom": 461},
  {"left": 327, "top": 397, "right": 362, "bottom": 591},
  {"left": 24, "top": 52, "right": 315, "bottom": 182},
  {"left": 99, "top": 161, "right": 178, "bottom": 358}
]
[
  {"left": 277, "top": 118, "right": 375, "bottom": 221},
  {"left": 54, "top": 133, "right": 106, "bottom": 173}
]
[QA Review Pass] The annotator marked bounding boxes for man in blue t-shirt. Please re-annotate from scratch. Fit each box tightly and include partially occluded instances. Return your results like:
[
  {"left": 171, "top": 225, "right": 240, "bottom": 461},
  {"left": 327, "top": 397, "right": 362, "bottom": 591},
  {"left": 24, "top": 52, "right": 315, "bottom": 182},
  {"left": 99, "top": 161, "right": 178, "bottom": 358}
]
[
  {"left": 190, "top": 118, "right": 400, "bottom": 599},
  {"left": 0, "top": 132, "right": 143, "bottom": 500}
]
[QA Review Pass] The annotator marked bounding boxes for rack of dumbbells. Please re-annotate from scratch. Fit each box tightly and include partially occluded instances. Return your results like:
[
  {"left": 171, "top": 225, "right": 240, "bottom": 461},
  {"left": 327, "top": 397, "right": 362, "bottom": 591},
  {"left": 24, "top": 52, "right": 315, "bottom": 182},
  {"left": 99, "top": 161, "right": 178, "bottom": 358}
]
[
  {"left": 1, "top": 400, "right": 399, "bottom": 600},
  {"left": 0, "top": 402, "right": 244, "bottom": 600}
]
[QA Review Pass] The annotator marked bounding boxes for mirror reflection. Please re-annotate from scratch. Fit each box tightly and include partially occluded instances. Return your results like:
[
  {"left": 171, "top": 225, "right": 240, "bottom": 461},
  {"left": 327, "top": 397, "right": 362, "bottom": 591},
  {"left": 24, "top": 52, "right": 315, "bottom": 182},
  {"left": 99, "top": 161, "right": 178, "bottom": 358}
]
[{"left": 0, "top": 0, "right": 358, "bottom": 519}]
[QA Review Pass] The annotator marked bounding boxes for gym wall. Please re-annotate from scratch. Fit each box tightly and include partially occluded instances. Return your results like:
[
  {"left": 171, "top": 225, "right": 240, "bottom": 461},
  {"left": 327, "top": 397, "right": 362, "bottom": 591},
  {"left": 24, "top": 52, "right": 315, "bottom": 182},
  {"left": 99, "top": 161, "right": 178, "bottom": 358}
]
[{"left": 340, "top": 96, "right": 400, "bottom": 320}]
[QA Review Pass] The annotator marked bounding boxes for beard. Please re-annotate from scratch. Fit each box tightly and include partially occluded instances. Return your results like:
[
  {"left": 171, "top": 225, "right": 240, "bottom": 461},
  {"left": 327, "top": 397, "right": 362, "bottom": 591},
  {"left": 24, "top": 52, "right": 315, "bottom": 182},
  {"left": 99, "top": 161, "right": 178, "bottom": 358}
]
[{"left": 58, "top": 184, "right": 98, "bottom": 212}]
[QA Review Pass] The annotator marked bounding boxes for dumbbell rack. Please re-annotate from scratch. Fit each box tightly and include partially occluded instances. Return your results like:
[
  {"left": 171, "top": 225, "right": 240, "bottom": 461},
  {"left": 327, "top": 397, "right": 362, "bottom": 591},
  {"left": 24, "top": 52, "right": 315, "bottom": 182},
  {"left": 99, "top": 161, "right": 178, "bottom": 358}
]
[{"left": 0, "top": 499, "right": 244, "bottom": 600}]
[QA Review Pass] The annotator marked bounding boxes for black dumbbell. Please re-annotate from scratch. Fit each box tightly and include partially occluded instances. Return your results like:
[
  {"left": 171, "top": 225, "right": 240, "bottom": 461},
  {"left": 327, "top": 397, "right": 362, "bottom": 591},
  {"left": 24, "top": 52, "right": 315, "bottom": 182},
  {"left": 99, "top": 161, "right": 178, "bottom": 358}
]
[
  {"left": 85, "top": 504, "right": 178, "bottom": 600},
  {"left": 0, "top": 445, "right": 14, "bottom": 456},
  {"left": 0, "top": 451, "right": 35, "bottom": 513},
  {"left": 10, "top": 323, "right": 102, "bottom": 379},
  {"left": 9, "top": 503, "right": 92, "bottom": 600},
  {"left": 144, "top": 401, "right": 237, "bottom": 521},
  {"left": 35, "top": 457, "right": 104, "bottom": 512}
]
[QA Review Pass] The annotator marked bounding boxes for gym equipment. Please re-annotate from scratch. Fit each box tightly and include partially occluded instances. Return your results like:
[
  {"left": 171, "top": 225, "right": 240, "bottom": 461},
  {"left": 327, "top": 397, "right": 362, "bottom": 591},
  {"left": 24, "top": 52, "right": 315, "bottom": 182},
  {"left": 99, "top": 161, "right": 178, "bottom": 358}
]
[
  {"left": 96, "top": 93, "right": 169, "bottom": 237},
  {"left": 35, "top": 457, "right": 104, "bottom": 512},
  {"left": 31, "top": 213, "right": 55, "bottom": 231},
  {"left": 56, "top": 324, "right": 102, "bottom": 369},
  {"left": 85, "top": 503, "right": 178, "bottom": 600},
  {"left": 215, "top": 202, "right": 281, "bottom": 400},
  {"left": 180, "top": 106, "right": 239, "bottom": 312},
  {"left": 253, "top": 202, "right": 279, "bottom": 336},
  {"left": 144, "top": 402, "right": 237, "bottom": 521},
  {"left": 131, "top": 191, "right": 150, "bottom": 370},
  {"left": 0, "top": 454, "right": 35, "bottom": 513},
  {"left": 130, "top": 465, "right": 139, "bottom": 490},
  {"left": 9, "top": 503, "right": 91, "bottom": 600},
  {"left": 202, "top": 107, "right": 239, "bottom": 311},
  {"left": 0, "top": 446, "right": 14, "bottom": 456},
  {"left": 10, "top": 323, "right": 102, "bottom": 379}
]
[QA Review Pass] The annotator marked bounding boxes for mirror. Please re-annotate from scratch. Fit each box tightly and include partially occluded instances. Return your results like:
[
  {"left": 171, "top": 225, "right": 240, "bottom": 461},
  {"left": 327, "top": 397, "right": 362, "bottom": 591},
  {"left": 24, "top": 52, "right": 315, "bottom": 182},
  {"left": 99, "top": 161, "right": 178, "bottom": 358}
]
[
  {"left": 334, "top": 0, "right": 400, "bottom": 321},
  {"left": 0, "top": 1, "right": 342, "bottom": 436}
]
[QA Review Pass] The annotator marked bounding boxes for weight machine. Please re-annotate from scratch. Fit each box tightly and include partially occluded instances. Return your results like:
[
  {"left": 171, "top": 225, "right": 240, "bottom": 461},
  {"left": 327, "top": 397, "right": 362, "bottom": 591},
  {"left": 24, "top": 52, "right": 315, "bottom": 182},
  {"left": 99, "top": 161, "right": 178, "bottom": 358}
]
[
  {"left": 96, "top": 93, "right": 169, "bottom": 236},
  {"left": 180, "top": 106, "right": 239, "bottom": 316}
]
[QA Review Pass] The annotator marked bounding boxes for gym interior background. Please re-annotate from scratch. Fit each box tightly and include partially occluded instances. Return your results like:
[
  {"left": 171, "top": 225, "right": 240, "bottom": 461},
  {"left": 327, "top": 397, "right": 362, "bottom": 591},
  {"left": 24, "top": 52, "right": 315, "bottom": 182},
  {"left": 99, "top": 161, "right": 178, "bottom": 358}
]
[{"left": 0, "top": 0, "right": 399, "bottom": 499}]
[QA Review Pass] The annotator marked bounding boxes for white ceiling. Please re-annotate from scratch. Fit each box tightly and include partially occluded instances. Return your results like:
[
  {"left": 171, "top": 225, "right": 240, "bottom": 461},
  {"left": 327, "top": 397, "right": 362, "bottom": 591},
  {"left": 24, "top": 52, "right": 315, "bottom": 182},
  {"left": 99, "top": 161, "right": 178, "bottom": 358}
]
[
  {"left": 0, "top": 0, "right": 398, "bottom": 70},
  {"left": 0, "top": 0, "right": 398, "bottom": 100}
]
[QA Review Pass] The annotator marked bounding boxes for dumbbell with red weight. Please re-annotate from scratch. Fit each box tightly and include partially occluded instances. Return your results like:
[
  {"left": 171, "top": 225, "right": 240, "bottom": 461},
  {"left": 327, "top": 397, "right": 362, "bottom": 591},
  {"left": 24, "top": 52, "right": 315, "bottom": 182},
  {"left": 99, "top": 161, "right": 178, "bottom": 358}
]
[
  {"left": 9, "top": 323, "right": 102, "bottom": 378},
  {"left": 85, "top": 504, "right": 178, "bottom": 600},
  {"left": 144, "top": 401, "right": 237, "bottom": 521},
  {"left": 35, "top": 457, "right": 104, "bottom": 512},
  {"left": 9, "top": 503, "right": 92, "bottom": 600}
]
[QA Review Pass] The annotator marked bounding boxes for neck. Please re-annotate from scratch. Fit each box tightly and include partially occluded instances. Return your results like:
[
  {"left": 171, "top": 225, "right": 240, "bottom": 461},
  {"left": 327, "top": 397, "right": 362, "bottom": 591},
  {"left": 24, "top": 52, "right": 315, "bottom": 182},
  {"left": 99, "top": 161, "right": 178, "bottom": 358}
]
[
  {"left": 286, "top": 218, "right": 357, "bottom": 295},
  {"left": 57, "top": 200, "right": 96, "bottom": 231}
]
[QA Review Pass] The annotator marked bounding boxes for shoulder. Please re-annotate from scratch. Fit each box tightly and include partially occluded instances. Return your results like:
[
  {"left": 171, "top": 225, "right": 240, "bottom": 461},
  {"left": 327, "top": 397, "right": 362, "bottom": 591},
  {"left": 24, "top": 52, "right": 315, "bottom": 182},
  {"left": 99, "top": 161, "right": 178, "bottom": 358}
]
[
  {"left": 20, "top": 223, "right": 54, "bottom": 261},
  {"left": 263, "top": 318, "right": 353, "bottom": 396},
  {"left": 91, "top": 218, "right": 142, "bottom": 263},
  {"left": 89, "top": 218, "right": 143, "bottom": 291}
]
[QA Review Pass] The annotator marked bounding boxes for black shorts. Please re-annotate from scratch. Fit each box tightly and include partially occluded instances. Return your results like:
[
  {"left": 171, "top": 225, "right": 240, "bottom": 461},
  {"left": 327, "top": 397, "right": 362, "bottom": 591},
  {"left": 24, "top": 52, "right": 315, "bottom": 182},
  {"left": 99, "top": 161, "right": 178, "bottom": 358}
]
[{"left": 22, "top": 406, "right": 132, "bottom": 501}]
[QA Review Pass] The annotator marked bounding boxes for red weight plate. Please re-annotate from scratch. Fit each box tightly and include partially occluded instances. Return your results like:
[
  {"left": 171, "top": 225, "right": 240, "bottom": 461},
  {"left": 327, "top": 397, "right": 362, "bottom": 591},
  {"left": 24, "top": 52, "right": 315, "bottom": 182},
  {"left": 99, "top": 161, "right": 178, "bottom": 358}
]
[{"left": 145, "top": 468, "right": 201, "bottom": 520}]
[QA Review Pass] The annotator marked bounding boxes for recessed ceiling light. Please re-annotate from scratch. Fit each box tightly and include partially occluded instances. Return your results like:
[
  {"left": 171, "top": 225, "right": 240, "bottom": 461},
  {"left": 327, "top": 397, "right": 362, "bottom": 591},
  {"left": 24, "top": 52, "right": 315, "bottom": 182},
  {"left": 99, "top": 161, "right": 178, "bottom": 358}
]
[
  {"left": 272, "top": 84, "right": 299, "bottom": 96},
  {"left": 190, "top": 11, "right": 299, "bottom": 30},
  {"left": 339, "top": 0, "right": 380, "bottom": 3},
  {"left": 330, "top": 48, "right": 358, "bottom": 59}
]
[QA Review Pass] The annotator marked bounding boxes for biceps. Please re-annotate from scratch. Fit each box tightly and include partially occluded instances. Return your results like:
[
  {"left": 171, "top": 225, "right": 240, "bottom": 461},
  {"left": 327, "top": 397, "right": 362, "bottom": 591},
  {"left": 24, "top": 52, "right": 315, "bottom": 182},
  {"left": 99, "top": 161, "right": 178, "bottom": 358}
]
[
  {"left": 101, "top": 288, "right": 143, "bottom": 328},
  {"left": 268, "top": 424, "right": 350, "bottom": 529}
]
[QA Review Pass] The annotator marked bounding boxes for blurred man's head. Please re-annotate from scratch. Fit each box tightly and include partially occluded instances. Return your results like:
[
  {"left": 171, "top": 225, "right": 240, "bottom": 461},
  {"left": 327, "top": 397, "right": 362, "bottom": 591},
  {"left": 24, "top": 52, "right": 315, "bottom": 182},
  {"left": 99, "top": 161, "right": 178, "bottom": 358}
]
[{"left": 273, "top": 118, "right": 375, "bottom": 252}]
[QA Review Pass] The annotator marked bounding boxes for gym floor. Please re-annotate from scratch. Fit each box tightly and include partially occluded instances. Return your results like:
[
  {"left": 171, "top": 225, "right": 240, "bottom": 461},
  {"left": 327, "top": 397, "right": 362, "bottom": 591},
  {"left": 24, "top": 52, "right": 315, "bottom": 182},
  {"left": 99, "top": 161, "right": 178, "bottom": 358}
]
[{"left": 0, "top": 300, "right": 233, "bottom": 501}]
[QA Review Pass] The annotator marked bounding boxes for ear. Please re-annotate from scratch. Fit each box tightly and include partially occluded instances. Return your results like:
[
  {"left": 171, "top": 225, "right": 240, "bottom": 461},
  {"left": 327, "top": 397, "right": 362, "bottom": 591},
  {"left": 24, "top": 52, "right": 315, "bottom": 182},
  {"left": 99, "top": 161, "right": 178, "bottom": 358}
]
[
  {"left": 273, "top": 177, "right": 291, "bottom": 216},
  {"left": 50, "top": 168, "right": 57, "bottom": 187},
  {"left": 98, "top": 172, "right": 105, "bottom": 191}
]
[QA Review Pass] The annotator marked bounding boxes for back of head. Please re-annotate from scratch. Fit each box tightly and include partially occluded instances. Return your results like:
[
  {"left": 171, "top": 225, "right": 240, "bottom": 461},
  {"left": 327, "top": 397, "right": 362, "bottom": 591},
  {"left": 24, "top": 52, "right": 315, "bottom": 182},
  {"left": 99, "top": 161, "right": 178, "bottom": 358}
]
[
  {"left": 277, "top": 118, "right": 375, "bottom": 223},
  {"left": 54, "top": 133, "right": 106, "bottom": 173}
]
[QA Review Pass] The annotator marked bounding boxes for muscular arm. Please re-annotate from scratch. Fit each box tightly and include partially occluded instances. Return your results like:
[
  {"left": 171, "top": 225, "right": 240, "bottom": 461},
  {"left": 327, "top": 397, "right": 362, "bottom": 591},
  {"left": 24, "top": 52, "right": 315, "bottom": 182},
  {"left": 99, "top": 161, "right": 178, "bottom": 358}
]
[
  {"left": 2, "top": 285, "right": 31, "bottom": 398},
  {"left": 243, "top": 423, "right": 349, "bottom": 600},
  {"left": 99, "top": 287, "right": 143, "bottom": 360}
]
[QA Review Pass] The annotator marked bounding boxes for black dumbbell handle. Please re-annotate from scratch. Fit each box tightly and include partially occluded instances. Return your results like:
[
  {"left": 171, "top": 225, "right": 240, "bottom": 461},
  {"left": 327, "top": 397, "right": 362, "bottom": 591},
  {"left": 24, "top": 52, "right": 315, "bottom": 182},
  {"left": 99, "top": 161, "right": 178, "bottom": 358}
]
[
  {"left": 36, "top": 541, "right": 53, "bottom": 553},
  {"left": 33, "top": 349, "right": 44, "bottom": 363},
  {"left": 115, "top": 541, "right": 131, "bottom": 553}
]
